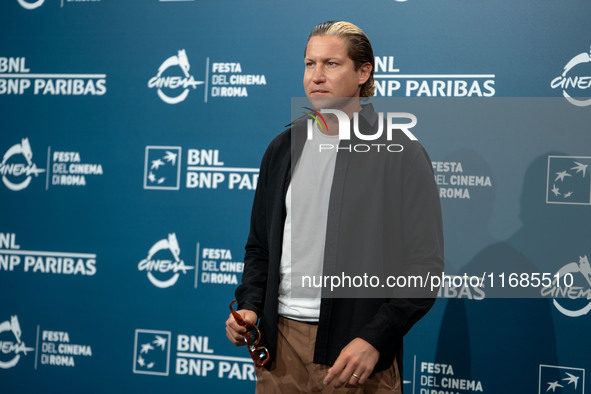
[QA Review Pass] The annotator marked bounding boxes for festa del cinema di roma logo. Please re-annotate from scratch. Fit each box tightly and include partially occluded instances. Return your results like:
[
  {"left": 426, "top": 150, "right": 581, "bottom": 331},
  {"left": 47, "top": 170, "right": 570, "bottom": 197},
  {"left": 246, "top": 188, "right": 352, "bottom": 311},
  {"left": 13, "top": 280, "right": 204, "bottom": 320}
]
[
  {"left": 542, "top": 255, "right": 591, "bottom": 318},
  {"left": 147, "top": 51, "right": 266, "bottom": 104},
  {"left": 0, "top": 316, "right": 34, "bottom": 369},
  {"left": 1, "top": 138, "right": 103, "bottom": 191},
  {"left": 148, "top": 50, "right": 203, "bottom": 105},
  {"left": 16, "top": 0, "right": 44, "bottom": 9},
  {"left": 0, "top": 138, "right": 45, "bottom": 191},
  {"left": 138, "top": 233, "right": 194, "bottom": 288},
  {"left": 551, "top": 46, "right": 591, "bottom": 107}
]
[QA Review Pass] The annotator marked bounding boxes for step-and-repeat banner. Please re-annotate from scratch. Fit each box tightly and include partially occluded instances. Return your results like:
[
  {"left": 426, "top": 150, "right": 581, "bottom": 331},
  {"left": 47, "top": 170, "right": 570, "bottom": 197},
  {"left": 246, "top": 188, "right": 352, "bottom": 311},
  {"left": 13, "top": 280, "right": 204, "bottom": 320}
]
[{"left": 1, "top": 0, "right": 590, "bottom": 393}]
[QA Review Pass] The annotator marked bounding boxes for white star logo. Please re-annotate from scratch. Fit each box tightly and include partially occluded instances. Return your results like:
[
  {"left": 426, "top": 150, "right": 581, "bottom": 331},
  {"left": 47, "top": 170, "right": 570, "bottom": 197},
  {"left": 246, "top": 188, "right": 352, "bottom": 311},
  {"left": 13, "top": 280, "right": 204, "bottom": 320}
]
[
  {"left": 563, "top": 372, "right": 580, "bottom": 389},
  {"left": 151, "top": 159, "right": 165, "bottom": 170},
  {"left": 547, "top": 381, "right": 563, "bottom": 392},
  {"left": 555, "top": 170, "right": 572, "bottom": 182},
  {"left": 153, "top": 335, "right": 167, "bottom": 350},
  {"left": 571, "top": 161, "right": 588, "bottom": 177},
  {"left": 164, "top": 151, "right": 177, "bottom": 165},
  {"left": 140, "top": 343, "right": 154, "bottom": 354}
]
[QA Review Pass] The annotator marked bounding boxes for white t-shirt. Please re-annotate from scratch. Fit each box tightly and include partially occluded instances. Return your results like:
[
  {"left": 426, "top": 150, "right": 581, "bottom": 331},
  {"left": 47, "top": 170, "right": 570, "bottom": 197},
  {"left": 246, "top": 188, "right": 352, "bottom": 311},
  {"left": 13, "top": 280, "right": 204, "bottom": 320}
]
[{"left": 278, "top": 124, "right": 338, "bottom": 322}]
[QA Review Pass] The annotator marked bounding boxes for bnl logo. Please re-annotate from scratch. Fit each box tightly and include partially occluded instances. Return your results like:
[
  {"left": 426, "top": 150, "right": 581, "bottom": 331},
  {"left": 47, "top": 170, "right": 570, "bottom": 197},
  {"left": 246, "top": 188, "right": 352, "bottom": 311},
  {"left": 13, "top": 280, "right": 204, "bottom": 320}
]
[
  {"left": 539, "top": 365, "right": 585, "bottom": 393},
  {"left": 143, "top": 146, "right": 182, "bottom": 190},
  {"left": 133, "top": 329, "right": 171, "bottom": 376},
  {"left": 546, "top": 156, "right": 591, "bottom": 205}
]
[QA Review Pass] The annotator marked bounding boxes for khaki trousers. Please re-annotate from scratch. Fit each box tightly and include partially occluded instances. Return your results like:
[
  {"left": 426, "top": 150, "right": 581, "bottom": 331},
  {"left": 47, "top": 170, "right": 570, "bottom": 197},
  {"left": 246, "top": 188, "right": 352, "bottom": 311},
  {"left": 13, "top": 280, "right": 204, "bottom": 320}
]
[{"left": 255, "top": 317, "right": 401, "bottom": 394}]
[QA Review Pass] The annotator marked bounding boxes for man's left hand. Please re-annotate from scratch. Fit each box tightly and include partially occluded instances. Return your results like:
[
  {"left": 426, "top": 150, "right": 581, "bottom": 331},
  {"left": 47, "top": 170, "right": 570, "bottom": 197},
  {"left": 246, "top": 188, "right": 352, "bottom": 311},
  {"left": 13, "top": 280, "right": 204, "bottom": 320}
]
[{"left": 323, "top": 337, "right": 379, "bottom": 388}]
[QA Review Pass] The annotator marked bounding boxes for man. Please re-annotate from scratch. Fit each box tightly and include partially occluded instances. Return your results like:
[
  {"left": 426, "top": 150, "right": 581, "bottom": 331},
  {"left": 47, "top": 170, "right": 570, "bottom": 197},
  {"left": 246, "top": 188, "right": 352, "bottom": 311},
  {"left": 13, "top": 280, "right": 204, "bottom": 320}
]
[{"left": 226, "top": 21, "right": 443, "bottom": 393}]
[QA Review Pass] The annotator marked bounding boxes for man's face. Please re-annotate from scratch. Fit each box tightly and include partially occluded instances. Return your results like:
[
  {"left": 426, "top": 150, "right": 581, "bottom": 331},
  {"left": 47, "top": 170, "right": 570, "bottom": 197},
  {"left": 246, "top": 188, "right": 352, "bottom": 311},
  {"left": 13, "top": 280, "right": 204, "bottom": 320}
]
[{"left": 303, "top": 35, "right": 370, "bottom": 109}]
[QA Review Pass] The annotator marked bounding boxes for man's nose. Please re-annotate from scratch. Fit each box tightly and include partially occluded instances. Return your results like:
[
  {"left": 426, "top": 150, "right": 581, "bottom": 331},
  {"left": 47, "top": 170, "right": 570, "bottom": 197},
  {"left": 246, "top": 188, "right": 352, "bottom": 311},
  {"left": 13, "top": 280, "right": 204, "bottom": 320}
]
[{"left": 312, "top": 65, "right": 325, "bottom": 83}]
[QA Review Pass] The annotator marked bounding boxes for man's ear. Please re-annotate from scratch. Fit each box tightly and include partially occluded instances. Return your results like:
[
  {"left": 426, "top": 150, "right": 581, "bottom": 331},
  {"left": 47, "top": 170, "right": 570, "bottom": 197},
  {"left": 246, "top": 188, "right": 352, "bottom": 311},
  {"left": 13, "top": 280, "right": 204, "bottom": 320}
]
[{"left": 358, "top": 62, "right": 372, "bottom": 85}]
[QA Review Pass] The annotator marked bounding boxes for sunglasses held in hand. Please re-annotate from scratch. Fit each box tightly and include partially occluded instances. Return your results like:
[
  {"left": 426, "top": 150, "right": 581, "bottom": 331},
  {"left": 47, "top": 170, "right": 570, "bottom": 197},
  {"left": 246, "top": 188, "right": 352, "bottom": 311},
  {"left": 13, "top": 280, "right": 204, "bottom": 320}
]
[{"left": 230, "top": 300, "right": 270, "bottom": 368}]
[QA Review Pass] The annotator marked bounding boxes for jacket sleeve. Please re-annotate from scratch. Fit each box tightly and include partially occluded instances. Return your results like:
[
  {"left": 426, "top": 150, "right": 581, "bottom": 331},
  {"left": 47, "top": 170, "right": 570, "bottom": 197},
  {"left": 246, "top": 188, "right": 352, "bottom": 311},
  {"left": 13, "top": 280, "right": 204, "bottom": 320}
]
[
  {"left": 358, "top": 143, "right": 444, "bottom": 351},
  {"left": 234, "top": 142, "right": 275, "bottom": 318}
]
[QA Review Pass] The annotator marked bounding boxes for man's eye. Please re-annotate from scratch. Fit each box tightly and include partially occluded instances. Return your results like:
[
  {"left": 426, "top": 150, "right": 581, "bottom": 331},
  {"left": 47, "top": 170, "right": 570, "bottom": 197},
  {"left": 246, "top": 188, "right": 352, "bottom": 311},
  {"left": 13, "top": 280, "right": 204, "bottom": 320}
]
[
  {"left": 327, "top": 62, "right": 338, "bottom": 67},
  {"left": 305, "top": 62, "right": 314, "bottom": 67}
]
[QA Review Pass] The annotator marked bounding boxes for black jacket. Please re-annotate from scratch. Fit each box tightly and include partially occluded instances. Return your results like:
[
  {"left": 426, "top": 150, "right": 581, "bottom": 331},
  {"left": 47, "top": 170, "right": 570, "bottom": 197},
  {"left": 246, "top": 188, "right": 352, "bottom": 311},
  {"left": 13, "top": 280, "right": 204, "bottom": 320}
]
[{"left": 236, "top": 104, "right": 444, "bottom": 377}]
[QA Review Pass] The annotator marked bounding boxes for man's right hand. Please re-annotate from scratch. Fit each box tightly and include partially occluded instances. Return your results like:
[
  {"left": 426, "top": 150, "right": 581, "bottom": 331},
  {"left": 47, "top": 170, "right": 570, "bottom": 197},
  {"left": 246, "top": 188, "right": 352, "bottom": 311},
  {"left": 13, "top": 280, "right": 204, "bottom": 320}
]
[{"left": 225, "top": 309, "right": 258, "bottom": 346}]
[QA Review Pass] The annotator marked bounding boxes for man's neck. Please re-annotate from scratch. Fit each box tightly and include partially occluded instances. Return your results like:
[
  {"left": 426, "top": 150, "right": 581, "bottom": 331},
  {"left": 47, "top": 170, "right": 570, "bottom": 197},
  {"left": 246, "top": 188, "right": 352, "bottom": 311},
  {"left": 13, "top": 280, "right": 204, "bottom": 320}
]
[{"left": 322, "top": 97, "right": 362, "bottom": 136}]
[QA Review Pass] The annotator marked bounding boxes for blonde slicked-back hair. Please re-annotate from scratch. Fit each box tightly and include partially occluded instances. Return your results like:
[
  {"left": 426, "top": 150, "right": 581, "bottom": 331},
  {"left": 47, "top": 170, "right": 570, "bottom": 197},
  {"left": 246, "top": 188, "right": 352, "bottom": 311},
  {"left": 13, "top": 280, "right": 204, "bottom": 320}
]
[{"left": 307, "top": 21, "right": 375, "bottom": 99}]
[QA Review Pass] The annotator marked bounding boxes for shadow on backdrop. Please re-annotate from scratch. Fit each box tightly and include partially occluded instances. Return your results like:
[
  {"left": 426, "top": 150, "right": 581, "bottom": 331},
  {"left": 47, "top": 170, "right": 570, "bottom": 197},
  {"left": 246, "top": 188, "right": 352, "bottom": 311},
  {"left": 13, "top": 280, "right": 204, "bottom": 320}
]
[{"left": 435, "top": 152, "right": 566, "bottom": 392}]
